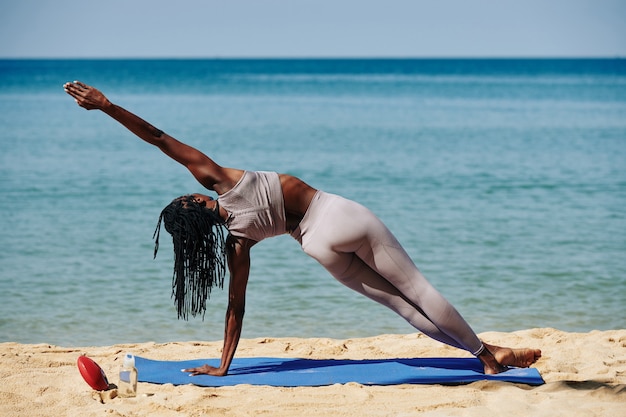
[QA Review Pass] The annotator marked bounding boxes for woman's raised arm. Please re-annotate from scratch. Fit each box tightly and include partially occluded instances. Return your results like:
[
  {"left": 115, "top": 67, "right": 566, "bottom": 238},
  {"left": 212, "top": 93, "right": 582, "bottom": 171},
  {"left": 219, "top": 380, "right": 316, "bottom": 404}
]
[{"left": 64, "top": 81, "right": 241, "bottom": 194}]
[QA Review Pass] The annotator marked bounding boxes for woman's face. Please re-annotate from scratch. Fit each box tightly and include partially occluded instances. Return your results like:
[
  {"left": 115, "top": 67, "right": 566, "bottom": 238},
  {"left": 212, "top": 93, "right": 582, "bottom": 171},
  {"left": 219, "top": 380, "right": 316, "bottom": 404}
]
[{"left": 189, "top": 193, "right": 213, "bottom": 208}]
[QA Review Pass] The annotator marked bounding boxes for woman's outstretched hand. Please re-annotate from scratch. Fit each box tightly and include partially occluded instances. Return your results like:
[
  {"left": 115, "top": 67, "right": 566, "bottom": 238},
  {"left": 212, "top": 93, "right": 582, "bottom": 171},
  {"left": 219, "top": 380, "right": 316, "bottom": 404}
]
[{"left": 63, "top": 81, "right": 111, "bottom": 111}]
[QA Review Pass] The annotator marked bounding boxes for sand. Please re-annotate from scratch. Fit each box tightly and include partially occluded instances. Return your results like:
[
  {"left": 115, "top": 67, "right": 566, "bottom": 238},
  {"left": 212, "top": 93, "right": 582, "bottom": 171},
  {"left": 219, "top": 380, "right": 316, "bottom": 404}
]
[{"left": 1, "top": 328, "right": 624, "bottom": 417}]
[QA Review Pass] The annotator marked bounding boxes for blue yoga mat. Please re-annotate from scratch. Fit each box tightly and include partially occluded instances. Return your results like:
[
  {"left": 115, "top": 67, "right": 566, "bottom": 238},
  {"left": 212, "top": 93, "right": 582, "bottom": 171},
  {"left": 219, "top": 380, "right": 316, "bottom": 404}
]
[{"left": 135, "top": 356, "right": 544, "bottom": 387}]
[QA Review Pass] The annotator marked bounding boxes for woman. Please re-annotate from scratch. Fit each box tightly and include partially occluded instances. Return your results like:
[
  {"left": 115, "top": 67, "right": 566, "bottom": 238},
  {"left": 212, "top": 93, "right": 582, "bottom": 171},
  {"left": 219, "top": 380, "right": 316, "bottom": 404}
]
[{"left": 64, "top": 81, "right": 541, "bottom": 377}]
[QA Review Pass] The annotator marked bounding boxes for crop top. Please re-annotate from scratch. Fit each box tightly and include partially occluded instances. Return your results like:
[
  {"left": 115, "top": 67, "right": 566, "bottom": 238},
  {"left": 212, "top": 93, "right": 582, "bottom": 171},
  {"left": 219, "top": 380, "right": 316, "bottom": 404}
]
[{"left": 217, "top": 171, "right": 287, "bottom": 242}]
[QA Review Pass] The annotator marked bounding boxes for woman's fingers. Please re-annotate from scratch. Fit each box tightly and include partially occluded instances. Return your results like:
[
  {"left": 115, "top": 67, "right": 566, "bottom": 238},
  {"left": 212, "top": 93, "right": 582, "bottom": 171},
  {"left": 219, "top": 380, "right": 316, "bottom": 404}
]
[
  {"left": 63, "top": 81, "right": 102, "bottom": 110},
  {"left": 63, "top": 82, "right": 82, "bottom": 98}
]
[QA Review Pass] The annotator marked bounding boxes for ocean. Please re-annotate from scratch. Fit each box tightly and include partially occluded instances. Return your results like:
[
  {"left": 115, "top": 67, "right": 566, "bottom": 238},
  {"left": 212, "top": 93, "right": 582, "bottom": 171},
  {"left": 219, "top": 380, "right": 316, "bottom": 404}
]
[{"left": 1, "top": 59, "right": 625, "bottom": 346}]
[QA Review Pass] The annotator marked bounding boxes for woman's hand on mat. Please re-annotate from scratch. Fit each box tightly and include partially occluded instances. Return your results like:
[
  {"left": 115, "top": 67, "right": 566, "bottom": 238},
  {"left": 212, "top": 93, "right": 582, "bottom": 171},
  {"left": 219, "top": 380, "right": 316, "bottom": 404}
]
[{"left": 183, "top": 364, "right": 227, "bottom": 377}]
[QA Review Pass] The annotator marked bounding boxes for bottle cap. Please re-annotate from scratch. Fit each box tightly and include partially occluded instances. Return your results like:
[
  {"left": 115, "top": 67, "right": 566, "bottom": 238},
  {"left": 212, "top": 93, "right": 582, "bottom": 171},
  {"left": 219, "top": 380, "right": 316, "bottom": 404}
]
[{"left": 123, "top": 353, "right": 135, "bottom": 368}]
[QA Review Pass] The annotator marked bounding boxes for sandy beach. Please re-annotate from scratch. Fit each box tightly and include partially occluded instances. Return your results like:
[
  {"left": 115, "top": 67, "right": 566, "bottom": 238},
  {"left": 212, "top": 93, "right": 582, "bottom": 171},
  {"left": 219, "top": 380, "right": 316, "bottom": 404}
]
[{"left": 1, "top": 328, "right": 624, "bottom": 417}]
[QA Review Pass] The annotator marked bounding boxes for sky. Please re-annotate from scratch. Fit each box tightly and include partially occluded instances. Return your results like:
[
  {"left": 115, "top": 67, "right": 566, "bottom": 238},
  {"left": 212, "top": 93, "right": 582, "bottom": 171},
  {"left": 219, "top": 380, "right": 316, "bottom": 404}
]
[{"left": 1, "top": 0, "right": 625, "bottom": 58}]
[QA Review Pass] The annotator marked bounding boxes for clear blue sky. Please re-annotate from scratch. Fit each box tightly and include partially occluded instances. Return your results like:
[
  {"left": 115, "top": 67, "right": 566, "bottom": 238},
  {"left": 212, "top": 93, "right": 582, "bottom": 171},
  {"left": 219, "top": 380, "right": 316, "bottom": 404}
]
[{"left": 1, "top": 0, "right": 625, "bottom": 58}]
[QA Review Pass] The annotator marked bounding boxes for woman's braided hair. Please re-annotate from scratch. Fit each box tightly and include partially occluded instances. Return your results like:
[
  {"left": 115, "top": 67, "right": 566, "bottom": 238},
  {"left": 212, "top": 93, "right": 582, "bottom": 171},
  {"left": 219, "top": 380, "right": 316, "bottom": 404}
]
[{"left": 153, "top": 195, "right": 228, "bottom": 320}]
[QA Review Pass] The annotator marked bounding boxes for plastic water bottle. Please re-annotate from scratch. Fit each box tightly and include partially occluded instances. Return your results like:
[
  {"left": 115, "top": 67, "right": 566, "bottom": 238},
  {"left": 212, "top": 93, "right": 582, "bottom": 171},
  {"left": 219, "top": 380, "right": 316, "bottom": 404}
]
[{"left": 118, "top": 353, "right": 138, "bottom": 397}]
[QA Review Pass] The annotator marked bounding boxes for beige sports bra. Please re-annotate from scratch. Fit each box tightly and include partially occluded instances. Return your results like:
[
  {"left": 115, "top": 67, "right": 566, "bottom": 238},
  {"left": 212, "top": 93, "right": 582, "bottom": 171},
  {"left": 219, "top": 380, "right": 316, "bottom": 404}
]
[{"left": 217, "top": 171, "right": 287, "bottom": 242}]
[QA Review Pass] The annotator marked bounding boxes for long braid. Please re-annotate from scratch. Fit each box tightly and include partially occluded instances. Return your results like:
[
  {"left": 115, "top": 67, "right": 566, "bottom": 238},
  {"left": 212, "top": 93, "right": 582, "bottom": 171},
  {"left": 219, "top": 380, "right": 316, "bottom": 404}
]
[{"left": 153, "top": 195, "right": 228, "bottom": 320}]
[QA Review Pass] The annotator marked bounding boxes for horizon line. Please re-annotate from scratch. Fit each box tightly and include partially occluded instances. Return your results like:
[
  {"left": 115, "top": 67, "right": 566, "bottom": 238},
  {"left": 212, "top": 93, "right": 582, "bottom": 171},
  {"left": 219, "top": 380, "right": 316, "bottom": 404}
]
[{"left": 1, "top": 55, "right": 624, "bottom": 60}]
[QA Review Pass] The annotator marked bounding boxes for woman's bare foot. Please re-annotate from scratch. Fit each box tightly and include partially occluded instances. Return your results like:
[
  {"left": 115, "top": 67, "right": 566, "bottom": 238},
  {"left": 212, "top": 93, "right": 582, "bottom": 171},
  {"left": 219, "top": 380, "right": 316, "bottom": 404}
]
[
  {"left": 484, "top": 343, "right": 542, "bottom": 368},
  {"left": 476, "top": 343, "right": 541, "bottom": 374}
]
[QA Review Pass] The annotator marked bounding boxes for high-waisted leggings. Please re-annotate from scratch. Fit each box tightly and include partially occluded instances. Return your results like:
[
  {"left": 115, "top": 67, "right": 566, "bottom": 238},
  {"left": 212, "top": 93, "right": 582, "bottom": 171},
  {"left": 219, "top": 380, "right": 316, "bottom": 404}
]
[{"left": 290, "top": 191, "right": 485, "bottom": 356}]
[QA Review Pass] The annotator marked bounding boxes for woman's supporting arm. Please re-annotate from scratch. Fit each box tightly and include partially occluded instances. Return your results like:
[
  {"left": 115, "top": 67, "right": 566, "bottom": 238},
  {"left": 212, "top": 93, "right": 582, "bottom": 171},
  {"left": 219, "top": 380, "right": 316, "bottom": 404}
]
[{"left": 184, "top": 235, "right": 253, "bottom": 376}]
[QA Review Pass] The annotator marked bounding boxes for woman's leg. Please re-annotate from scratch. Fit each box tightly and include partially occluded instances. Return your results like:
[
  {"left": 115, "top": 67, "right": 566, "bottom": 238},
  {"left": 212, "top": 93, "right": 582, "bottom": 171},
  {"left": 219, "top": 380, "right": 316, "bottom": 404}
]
[
  {"left": 301, "top": 194, "right": 484, "bottom": 355},
  {"left": 324, "top": 251, "right": 468, "bottom": 350}
]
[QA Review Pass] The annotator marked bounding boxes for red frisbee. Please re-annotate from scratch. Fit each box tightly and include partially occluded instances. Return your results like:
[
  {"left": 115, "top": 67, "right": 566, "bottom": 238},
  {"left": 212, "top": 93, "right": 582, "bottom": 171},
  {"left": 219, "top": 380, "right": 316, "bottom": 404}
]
[{"left": 77, "top": 355, "right": 110, "bottom": 391}]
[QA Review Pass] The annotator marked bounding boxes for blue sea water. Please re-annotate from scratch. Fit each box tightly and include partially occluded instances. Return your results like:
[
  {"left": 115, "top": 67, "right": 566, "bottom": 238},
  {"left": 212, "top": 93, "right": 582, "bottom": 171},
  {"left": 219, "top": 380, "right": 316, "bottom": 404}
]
[{"left": 1, "top": 59, "right": 625, "bottom": 346}]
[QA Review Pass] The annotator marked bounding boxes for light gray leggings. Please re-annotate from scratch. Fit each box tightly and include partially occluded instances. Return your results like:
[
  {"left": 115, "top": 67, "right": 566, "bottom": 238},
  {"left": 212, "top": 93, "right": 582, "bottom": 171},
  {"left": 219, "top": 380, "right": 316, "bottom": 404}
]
[{"left": 291, "top": 191, "right": 485, "bottom": 356}]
